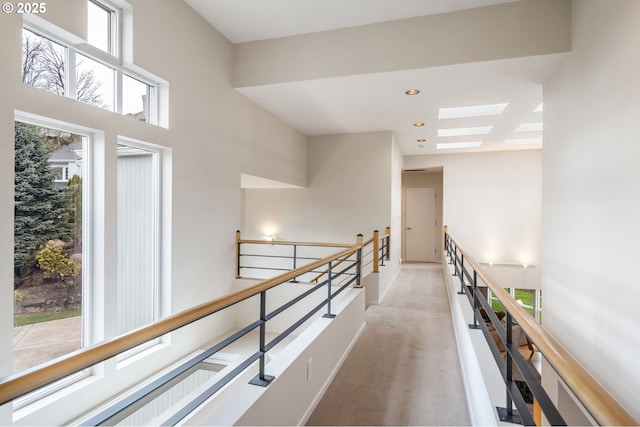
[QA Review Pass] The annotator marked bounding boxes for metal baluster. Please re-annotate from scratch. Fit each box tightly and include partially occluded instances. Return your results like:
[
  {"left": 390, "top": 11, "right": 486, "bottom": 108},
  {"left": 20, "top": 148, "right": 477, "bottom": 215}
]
[
  {"left": 469, "top": 270, "right": 481, "bottom": 329},
  {"left": 249, "top": 291, "right": 274, "bottom": 386},
  {"left": 235, "top": 230, "right": 241, "bottom": 278},
  {"left": 354, "top": 243, "right": 363, "bottom": 289},
  {"left": 458, "top": 253, "right": 465, "bottom": 295},
  {"left": 291, "top": 244, "right": 298, "bottom": 283},
  {"left": 323, "top": 262, "right": 336, "bottom": 318},
  {"left": 452, "top": 246, "right": 458, "bottom": 273},
  {"left": 505, "top": 312, "right": 515, "bottom": 421}
]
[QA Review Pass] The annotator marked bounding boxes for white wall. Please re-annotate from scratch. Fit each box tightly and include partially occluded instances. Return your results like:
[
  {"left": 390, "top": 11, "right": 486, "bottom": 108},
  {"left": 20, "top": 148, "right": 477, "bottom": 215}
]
[
  {"left": 0, "top": 1, "right": 306, "bottom": 424},
  {"left": 243, "top": 131, "right": 395, "bottom": 244},
  {"left": 542, "top": 0, "right": 640, "bottom": 420},
  {"left": 405, "top": 150, "right": 542, "bottom": 273}
]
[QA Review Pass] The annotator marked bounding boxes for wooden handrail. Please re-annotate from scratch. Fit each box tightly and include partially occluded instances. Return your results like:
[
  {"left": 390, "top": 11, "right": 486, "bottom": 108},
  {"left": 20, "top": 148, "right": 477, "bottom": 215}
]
[
  {"left": 0, "top": 245, "right": 360, "bottom": 406},
  {"left": 238, "top": 238, "right": 353, "bottom": 248},
  {"left": 307, "top": 230, "right": 391, "bottom": 283},
  {"left": 446, "top": 232, "right": 638, "bottom": 426}
]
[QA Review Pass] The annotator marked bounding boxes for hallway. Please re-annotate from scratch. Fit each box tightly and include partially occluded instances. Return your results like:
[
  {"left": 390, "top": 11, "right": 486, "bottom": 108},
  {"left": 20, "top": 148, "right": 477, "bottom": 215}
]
[{"left": 306, "top": 263, "right": 470, "bottom": 426}]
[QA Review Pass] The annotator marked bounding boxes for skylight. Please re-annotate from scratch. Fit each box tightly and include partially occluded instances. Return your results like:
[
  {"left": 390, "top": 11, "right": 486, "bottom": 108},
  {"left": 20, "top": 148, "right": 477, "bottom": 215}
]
[
  {"left": 515, "top": 123, "right": 543, "bottom": 132},
  {"left": 503, "top": 138, "right": 543, "bottom": 146},
  {"left": 438, "top": 103, "right": 508, "bottom": 119},
  {"left": 438, "top": 126, "right": 493, "bottom": 137},
  {"left": 437, "top": 141, "right": 483, "bottom": 150}
]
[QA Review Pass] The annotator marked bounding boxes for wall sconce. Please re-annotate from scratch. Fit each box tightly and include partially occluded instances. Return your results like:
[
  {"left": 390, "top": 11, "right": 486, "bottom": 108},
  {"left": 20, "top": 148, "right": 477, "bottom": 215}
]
[{"left": 262, "top": 234, "right": 276, "bottom": 242}]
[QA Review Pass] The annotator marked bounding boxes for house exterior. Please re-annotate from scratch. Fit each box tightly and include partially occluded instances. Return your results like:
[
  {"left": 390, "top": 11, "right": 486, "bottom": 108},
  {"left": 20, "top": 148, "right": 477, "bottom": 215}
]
[{"left": 49, "top": 141, "right": 82, "bottom": 186}]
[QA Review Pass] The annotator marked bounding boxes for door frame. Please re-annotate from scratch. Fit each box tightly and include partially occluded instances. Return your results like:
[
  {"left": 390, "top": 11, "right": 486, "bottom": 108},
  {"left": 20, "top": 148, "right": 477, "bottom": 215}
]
[
  {"left": 404, "top": 186, "right": 437, "bottom": 262},
  {"left": 401, "top": 170, "right": 444, "bottom": 263}
]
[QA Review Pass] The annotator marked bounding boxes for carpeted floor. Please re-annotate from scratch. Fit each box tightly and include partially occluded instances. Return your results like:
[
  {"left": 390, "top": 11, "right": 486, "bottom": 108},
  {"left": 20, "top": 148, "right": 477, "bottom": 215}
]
[{"left": 306, "top": 263, "right": 471, "bottom": 426}]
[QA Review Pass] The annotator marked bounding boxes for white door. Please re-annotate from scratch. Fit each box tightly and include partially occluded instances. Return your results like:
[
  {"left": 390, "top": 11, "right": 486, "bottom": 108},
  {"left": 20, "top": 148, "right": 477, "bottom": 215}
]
[{"left": 405, "top": 187, "right": 436, "bottom": 262}]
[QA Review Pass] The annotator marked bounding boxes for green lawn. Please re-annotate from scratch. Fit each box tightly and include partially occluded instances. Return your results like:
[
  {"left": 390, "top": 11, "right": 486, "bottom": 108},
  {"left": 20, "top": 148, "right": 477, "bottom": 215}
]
[
  {"left": 491, "top": 289, "right": 536, "bottom": 316},
  {"left": 14, "top": 310, "right": 81, "bottom": 327}
]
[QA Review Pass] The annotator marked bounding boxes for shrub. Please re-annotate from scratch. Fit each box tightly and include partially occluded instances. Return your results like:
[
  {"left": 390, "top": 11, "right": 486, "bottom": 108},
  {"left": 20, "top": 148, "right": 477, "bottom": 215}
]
[{"left": 36, "top": 240, "right": 80, "bottom": 282}]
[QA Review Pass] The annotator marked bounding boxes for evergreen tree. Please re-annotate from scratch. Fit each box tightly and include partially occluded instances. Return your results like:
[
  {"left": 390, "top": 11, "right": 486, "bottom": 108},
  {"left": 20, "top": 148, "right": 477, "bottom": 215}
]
[{"left": 14, "top": 122, "right": 72, "bottom": 273}]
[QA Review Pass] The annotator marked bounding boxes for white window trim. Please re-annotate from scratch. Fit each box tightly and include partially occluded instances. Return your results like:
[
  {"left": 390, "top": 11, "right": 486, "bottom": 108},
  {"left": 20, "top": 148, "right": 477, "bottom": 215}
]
[
  {"left": 88, "top": 0, "right": 120, "bottom": 58},
  {"left": 115, "top": 138, "right": 164, "bottom": 362},
  {"left": 22, "top": 11, "right": 161, "bottom": 125},
  {"left": 13, "top": 112, "right": 95, "bottom": 410}
]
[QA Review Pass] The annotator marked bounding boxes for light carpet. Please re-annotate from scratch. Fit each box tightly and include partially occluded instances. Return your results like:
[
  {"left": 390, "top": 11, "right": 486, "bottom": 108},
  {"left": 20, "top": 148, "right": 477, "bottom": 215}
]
[{"left": 306, "top": 263, "right": 471, "bottom": 426}]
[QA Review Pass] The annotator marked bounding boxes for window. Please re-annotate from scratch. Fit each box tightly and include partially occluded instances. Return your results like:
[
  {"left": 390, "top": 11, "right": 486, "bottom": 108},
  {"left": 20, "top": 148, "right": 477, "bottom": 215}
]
[
  {"left": 87, "top": 0, "right": 116, "bottom": 54},
  {"left": 122, "top": 75, "right": 151, "bottom": 122},
  {"left": 52, "top": 166, "right": 69, "bottom": 182},
  {"left": 21, "top": 29, "right": 66, "bottom": 97},
  {"left": 116, "top": 141, "right": 161, "bottom": 336},
  {"left": 76, "top": 53, "right": 115, "bottom": 110},
  {"left": 21, "top": 3, "right": 160, "bottom": 124},
  {"left": 13, "top": 114, "right": 171, "bottom": 407},
  {"left": 13, "top": 120, "right": 88, "bottom": 377},
  {"left": 488, "top": 288, "right": 543, "bottom": 323}
]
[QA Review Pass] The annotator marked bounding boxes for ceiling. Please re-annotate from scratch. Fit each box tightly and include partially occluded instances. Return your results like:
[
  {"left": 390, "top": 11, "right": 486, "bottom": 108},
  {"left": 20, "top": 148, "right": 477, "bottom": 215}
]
[{"left": 185, "top": 0, "right": 567, "bottom": 157}]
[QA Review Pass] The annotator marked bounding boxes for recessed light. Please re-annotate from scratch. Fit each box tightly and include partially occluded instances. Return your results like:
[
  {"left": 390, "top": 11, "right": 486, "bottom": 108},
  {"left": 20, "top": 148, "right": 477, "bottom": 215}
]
[
  {"left": 417, "top": 139, "right": 426, "bottom": 142},
  {"left": 414, "top": 122, "right": 425, "bottom": 127},
  {"left": 438, "top": 126, "right": 493, "bottom": 137},
  {"left": 405, "top": 89, "right": 420, "bottom": 95},
  {"left": 515, "top": 123, "right": 543, "bottom": 132},
  {"left": 438, "top": 103, "right": 508, "bottom": 119},
  {"left": 437, "top": 141, "right": 483, "bottom": 150},
  {"left": 503, "top": 138, "right": 543, "bottom": 146}
]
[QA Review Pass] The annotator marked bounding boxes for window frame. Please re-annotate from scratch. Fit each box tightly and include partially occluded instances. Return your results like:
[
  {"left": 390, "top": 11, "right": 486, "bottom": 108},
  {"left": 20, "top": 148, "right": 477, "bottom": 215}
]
[
  {"left": 115, "top": 138, "right": 163, "bottom": 361},
  {"left": 87, "top": 0, "right": 119, "bottom": 57},
  {"left": 22, "top": 11, "right": 159, "bottom": 124},
  {"left": 13, "top": 112, "right": 94, "bottom": 410}
]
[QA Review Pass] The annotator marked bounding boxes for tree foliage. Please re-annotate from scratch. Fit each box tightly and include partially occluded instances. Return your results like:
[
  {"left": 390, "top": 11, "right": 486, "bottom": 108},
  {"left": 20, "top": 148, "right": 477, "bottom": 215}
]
[{"left": 14, "top": 123, "right": 72, "bottom": 272}]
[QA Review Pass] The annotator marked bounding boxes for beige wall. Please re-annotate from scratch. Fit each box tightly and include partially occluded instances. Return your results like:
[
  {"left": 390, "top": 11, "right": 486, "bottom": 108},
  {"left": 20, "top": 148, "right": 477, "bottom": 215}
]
[
  {"left": 233, "top": 0, "right": 571, "bottom": 87},
  {"left": 542, "top": 0, "right": 640, "bottom": 420},
  {"left": 243, "top": 131, "right": 396, "bottom": 244}
]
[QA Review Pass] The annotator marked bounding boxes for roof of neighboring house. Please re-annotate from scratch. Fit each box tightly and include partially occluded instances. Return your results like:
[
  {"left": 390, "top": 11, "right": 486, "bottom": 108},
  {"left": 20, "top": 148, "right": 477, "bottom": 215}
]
[{"left": 50, "top": 141, "right": 82, "bottom": 162}]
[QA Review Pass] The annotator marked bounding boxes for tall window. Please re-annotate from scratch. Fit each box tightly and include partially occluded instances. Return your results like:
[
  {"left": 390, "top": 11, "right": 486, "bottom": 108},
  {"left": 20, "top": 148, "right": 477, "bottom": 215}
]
[
  {"left": 13, "top": 121, "right": 87, "bottom": 374},
  {"left": 116, "top": 142, "right": 161, "bottom": 336}
]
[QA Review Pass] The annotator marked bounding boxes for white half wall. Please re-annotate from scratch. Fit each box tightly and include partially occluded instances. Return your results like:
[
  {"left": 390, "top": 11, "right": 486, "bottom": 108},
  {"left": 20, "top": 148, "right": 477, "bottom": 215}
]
[
  {"left": 542, "top": 0, "right": 640, "bottom": 420},
  {"left": 182, "top": 287, "right": 366, "bottom": 426}
]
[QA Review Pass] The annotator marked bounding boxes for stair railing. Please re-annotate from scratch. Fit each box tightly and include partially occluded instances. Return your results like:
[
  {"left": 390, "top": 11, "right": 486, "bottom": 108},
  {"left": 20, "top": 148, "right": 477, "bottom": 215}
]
[
  {"left": 0, "top": 234, "right": 372, "bottom": 422},
  {"left": 444, "top": 227, "right": 637, "bottom": 426}
]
